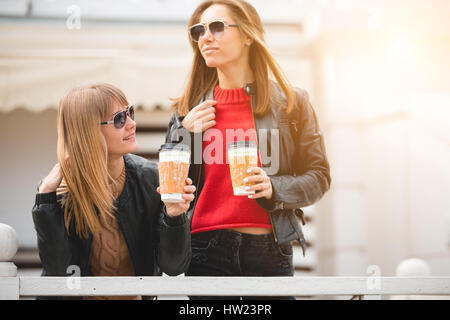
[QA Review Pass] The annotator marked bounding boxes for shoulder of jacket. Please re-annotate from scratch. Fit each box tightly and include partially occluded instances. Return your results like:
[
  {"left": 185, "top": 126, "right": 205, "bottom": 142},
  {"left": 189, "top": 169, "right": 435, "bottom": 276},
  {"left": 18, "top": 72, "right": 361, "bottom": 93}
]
[
  {"left": 269, "top": 81, "right": 310, "bottom": 113},
  {"left": 125, "top": 154, "right": 158, "bottom": 182},
  {"left": 294, "top": 87, "right": 310, "bottom": 105}
]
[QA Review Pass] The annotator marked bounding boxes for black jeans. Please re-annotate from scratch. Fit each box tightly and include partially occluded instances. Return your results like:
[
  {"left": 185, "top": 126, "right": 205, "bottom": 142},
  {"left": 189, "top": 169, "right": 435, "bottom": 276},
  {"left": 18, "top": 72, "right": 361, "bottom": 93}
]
[{"left": 186, "top": 229, "right": 295, "bottom": 300}]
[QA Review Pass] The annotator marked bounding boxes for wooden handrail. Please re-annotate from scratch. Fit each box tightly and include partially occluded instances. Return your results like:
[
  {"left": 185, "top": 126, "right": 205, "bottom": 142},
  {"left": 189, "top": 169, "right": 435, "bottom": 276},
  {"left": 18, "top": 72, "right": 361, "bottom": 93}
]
[{"left": 4, "top": 276, "right": 449, "bottom": 299}]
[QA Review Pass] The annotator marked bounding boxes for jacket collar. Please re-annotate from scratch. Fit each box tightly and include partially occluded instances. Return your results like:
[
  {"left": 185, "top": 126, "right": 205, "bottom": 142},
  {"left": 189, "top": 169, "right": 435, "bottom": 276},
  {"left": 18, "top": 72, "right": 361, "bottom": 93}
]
[
  {"left": 244, "top": 82, "right": 256, "bottom": 96},
  {"left": 204, "top": 82, "right": 256, "bottom": 101}
]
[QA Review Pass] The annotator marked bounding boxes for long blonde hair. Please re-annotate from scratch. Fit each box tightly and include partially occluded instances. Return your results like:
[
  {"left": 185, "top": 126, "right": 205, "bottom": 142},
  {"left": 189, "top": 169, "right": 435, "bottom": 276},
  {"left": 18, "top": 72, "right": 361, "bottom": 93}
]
[
  {"left": 172, "top": 0, "right": 297, "bottom": 116},
  {"left": 57, "top": 83, "right": 128, "bottom": 239}
]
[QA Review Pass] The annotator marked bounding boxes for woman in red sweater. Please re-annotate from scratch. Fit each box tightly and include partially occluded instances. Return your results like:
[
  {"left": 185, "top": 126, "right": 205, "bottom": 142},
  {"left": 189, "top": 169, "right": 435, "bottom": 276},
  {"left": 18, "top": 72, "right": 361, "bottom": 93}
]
[{"left": 166, "top": 0, "right": 331, "bottom": 299}]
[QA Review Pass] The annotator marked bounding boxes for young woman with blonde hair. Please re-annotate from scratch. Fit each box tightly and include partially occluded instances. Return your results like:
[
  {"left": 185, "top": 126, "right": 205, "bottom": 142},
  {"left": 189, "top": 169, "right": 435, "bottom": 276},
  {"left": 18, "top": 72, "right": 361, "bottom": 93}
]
[
  {"left": 165, "top": 0, "right": 331, "bottom": 299},
  {"left": 33, "top": 83, "right": 194, "bottom": 300}
]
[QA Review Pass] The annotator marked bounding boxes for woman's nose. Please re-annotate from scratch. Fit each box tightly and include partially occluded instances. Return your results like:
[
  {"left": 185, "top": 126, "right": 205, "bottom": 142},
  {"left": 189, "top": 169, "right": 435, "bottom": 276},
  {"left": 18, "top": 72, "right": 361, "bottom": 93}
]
[
  {"left": 125, "top": 115, "right": 136, "bottom": 129},
  {"left": 200, "top": 26, "right": 214, "bottom": 43}
]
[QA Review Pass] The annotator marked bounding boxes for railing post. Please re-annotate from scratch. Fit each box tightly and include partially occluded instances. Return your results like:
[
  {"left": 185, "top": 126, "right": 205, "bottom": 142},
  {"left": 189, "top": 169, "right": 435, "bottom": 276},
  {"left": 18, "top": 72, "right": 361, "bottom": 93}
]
[
  {"left": 390, "top": 258, "right": 432, "bottom": 300},
  {"left": 0, "top": 223, "right": 19, "bottom": 300}
]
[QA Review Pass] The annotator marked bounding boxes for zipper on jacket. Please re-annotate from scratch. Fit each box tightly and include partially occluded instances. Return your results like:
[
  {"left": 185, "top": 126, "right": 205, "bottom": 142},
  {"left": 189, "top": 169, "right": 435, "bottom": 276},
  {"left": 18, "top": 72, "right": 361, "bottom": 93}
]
[
  {"left": 190, "top": 91, "right": 212, "bottom": 222},
  {"left": 190, "top": 164, "right": 202, "bottom": 224},
  {"left": 248, "top": 90, "right": 279, "bottom": 244},
  {"left": 116, "top": 214, "right": 139, "bottom": 275},
  {"left": 84, "top": 236, "right": 93, "bottom": 276},
  {"left": 268, "top": 211, "right": 278, "bottom": 244},
  {"left": 188, "top": 129, "right": 203, "bottom": 224}
]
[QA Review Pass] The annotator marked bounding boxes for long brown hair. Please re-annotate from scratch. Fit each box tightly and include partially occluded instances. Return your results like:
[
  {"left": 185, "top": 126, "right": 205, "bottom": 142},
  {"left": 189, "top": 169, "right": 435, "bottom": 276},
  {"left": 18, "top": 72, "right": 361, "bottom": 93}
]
[
  {"left": 57, "top": 83, "right": 128, "bottom": 239},
  {"left": 172, "top": 0, "right": 297, "bottom": 116}
]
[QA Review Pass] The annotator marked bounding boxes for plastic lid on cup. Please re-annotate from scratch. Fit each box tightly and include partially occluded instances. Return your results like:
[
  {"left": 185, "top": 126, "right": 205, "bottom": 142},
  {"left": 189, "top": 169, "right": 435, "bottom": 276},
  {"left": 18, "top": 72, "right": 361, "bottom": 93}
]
[
  {"left": 227, "top": 141, "right": 257, "bottom": 150},
  {"left": 158, "top": 143, "right": 191, "bottom": 153}
]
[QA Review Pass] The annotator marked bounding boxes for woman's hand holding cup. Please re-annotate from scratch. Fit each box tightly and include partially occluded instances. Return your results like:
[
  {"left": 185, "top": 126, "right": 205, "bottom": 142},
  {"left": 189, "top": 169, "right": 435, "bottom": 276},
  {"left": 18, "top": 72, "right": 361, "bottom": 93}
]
[
  {"left": 157, "top": 177, "right": 196, "bottom": 217},
  {"left": 243, "top": 167, "right": 273, "bottom": 200}
]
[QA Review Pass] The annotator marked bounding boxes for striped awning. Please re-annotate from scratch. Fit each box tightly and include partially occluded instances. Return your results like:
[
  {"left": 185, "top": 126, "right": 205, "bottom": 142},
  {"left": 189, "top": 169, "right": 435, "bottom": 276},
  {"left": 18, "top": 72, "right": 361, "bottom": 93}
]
[{"left": 0, "top": 22, "right": 192, "bottom": 112}]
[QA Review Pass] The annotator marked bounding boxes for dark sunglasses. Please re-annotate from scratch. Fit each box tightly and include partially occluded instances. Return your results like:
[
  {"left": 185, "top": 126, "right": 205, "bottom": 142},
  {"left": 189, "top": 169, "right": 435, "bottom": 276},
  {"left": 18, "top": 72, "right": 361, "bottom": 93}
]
[
  {"left": 100, "top": 105, "right": 135, "bottom": 129},
  {"left": 189, "top": 19, "right": 239, "bottom": 42}
]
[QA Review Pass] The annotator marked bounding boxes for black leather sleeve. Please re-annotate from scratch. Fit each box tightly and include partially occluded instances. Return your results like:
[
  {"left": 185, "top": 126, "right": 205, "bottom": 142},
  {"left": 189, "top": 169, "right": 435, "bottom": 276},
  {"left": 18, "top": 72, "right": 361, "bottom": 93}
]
[
  {"left": 257, "top": 89, "right": 331, "bottom": 212},
  {"left": 156, "top": 204, "right": 192, "bottom": 276},
  {"left": 165, "top": 111, "right": 191, "bottom": 145},
  {"left": 32, "top": 192, "right": 72, "bottom": 276}
]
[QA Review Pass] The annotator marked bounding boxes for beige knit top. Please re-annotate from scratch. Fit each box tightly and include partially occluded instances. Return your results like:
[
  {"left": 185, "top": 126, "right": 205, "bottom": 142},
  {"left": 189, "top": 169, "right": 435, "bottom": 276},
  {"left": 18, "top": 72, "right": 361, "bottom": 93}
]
[{"left": 84, "top": 165, "right": 142, "bottom": 300}]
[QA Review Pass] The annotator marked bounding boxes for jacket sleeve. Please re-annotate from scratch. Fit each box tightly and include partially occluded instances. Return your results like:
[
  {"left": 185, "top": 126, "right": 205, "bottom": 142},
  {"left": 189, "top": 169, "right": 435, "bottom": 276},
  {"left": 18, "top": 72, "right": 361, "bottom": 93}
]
[
  {"left": 32, "top": 192, "right": 72, "bottom": 276},
  {"left": 257, "top": 88, "right": 331, "bottom": 212},
  {"left": 156, "top": 204, "right": 191, "bottom": 276},
  {"left": 165, "top": 111, "right": 191, "bottom": 144},
  {"left": 164, "top": 111, "right": 202, "bottom": 214},
  {"left": 165, "top": 110, "right": 206, "bottom": 162}
]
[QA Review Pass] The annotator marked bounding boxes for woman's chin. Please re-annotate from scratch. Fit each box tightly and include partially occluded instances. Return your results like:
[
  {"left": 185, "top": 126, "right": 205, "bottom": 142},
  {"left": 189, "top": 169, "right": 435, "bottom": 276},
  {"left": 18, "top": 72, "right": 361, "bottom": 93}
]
[
  {"left": 129, "top": 143, "right": 139, "bottom": 153},
  {"left": 124, "top": 142, "right": 139, "bottom": 154},
  {"left": 204, "top": 58, "right": 219, "bottom": 68}
]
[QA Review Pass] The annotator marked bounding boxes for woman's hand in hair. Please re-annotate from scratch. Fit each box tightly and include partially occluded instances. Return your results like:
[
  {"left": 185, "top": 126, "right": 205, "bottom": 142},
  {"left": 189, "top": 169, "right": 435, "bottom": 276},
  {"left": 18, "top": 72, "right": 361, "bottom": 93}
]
[
  {"left": 157, "top": 178, "right": 196, "bottom": 217},
  {"left": 38, "top": 156, "right": 70, "bottom": 194},
  {"left": 181, "top": 100, "right": 217, "bottom": 133},
  {"left": 243, "top": 167, "right": 273, "bottom": 200}
]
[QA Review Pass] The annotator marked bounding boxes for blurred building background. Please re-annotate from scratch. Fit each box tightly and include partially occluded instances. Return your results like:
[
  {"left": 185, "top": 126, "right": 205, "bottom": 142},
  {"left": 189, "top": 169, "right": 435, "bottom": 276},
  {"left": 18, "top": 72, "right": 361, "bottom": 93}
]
[{"left": 0, "top": 0, "right": 449, "bottom": 299}]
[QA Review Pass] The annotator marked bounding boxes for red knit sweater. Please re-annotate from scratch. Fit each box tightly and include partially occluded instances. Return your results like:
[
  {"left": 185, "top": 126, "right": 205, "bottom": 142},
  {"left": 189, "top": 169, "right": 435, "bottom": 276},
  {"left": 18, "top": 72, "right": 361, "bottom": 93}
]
[{"left": 191, "top": 85, "right": 272, "bottom": 234}]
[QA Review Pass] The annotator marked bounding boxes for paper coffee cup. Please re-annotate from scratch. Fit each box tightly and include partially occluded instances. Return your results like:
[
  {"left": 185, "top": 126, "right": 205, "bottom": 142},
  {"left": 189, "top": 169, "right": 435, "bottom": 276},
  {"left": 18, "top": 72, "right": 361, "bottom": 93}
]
[
  {"left": 227, "top": 141, "right": 258, "bottom": 196},
  {"left": 158, "top": 143, "right": 190, "bottom": 203}
]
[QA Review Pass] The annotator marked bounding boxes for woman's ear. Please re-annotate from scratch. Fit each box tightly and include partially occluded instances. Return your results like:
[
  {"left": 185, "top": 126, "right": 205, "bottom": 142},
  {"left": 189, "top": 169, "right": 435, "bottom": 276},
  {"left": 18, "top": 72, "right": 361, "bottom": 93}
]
[{"left": 243, "top": 35, "right": 253, "bottom": 47}]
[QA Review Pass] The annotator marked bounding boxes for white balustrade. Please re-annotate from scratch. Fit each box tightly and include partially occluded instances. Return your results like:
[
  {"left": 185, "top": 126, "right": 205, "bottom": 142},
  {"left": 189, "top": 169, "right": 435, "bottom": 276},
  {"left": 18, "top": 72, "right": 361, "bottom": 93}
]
[
  {"left": 0, "top": 223, "right": 19, "bottom": 299},
  {"left": 390, "top": 258, "right": 436, "bottom": 300},
  {"left": 0, "top": 224, "right": 449, "bottom": 300}
]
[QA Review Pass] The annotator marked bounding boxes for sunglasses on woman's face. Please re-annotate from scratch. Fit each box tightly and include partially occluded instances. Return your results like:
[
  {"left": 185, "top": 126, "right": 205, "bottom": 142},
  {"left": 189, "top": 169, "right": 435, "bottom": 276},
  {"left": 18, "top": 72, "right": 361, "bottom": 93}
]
[
  {"left": 189, "top": 19, "right": 239, "bottom": 42},
  {"left": 100, "top": 105, "right": 135, "bottom": 129}
]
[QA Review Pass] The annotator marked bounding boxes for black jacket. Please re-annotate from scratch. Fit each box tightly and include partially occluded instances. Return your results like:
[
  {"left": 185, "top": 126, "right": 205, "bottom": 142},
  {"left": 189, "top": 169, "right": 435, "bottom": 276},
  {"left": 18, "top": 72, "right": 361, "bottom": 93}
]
[
  {"left": 32, "top": 154, "right": 191, "bottom": 298},
  {"left": 165, "top": 81, "right": 331, "bottom": 255}
]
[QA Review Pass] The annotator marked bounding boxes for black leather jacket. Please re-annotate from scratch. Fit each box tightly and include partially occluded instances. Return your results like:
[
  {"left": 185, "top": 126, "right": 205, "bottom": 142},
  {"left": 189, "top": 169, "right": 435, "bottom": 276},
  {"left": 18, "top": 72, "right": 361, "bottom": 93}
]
[
  {"left": 32, "top": 154, "right": 191, "bottom": 298},
  {"left": 165, "top": 81, "right": 331, "bottom": 256}
]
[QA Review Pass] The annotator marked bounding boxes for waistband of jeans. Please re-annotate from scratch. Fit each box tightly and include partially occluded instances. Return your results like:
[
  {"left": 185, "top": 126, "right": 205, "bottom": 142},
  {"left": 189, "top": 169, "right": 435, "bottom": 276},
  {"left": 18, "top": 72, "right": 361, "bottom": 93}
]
[{"left": 192, "top": 228, "right": 275, "bottom": 246}]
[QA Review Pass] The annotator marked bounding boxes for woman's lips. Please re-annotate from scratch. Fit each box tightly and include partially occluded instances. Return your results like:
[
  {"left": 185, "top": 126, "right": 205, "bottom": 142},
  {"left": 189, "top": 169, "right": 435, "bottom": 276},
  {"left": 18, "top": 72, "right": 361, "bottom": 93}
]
[
  {"left": 124, "top": 135, "right": 135, "bottom": 141},
  {"left": 203, "top": 48, "right": 218, "bottom": 55}
]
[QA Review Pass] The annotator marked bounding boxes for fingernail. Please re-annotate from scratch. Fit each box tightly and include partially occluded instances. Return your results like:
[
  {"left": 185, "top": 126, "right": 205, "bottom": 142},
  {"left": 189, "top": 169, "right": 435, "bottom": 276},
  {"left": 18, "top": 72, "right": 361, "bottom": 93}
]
[
  {"left": 248, "top": 195, "right": 252, "bottom": 199},
  {"left": 245, "top": 186, "right": 250, "bottom": 191},
  {"left": 247, "top": 169, "right": 251, "bottom": 173},
  {"left": 243, "top": 178, "right": 248, "bottom": 183}
]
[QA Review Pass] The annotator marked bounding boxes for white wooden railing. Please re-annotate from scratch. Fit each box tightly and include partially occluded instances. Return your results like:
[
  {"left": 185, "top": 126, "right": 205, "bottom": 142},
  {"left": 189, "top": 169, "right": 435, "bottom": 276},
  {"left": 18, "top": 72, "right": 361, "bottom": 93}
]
[
  {"left": 1, "top": 223, "right": 450, "bottom": 300},
  {"left": 3, "top": 275, "right": 450, "bottom": 300}
]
